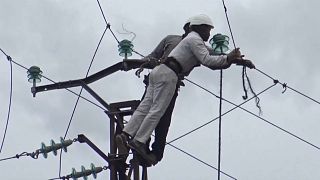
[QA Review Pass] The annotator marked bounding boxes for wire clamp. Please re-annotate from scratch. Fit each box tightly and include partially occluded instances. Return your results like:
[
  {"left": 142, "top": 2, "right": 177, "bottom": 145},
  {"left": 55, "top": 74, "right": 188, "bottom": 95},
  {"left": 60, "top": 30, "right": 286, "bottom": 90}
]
[
  {"left": 6, "top": 55, "right": 12, "bottom": 61},
  {"left": 282, "top": 83, "right": 287, "bottom": 93}
]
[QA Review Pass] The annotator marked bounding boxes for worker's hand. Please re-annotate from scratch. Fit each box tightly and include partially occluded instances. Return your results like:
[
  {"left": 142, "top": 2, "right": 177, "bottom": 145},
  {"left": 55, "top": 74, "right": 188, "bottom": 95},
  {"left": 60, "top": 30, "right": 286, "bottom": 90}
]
[
  {"left": 233, "top": 59, "right": 256, "bottom": 69},
  {"left": 227, "top": 48, "right": 244, "bottom": 63}
]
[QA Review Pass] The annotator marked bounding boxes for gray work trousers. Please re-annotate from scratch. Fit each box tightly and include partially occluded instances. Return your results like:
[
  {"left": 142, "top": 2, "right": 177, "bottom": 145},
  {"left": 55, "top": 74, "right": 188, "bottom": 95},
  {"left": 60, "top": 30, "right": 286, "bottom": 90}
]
[{"left": 124, "top": 64, "right": 178, "bottom": 143}]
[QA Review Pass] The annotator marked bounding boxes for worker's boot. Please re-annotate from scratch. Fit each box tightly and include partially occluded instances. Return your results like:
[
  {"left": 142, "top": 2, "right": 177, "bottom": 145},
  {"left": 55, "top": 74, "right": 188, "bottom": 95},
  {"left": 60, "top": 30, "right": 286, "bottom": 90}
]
[
  {"left": 137, "top": 153, "right": 158, "bottom": 167},
  {"left": 115, "top": 133, "right": 130, "bottom": 159},
  {"left": 128, "top": 139, "right": 158, "bottom": 166}
]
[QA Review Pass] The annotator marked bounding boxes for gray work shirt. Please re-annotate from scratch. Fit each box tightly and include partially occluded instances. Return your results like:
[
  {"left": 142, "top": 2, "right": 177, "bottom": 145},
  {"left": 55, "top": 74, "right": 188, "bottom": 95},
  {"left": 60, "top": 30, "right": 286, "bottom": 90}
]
[
  {"left": 168, "top": 31, "right": 230, "bottom": 76},
  {"left": 144, "top": 35, "right": 182, "bottom": 61}
]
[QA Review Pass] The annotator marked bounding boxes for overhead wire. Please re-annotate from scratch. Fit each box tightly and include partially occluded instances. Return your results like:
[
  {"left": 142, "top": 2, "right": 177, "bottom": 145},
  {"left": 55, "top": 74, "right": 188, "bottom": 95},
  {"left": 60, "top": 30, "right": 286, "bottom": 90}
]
[
  {"left": 217, "top": 69, "right": 223, "bottom": 180},
  {"left": 166, "top": 142, "right": 237, "bottom": 180},
  {"left": 2, "top": 1, "right": 320, "bottom": 179},
  {"left": 91, "top": 1, "right": 241, "bottom": 174},
  {"left": 170, "top": 78, "right": 320, "bottom": 150},
  {"left": 217, "top": 2, "right": 254, "bottom": 178},
  {"left": 96, "top": 0, "right": 120, "bottom": 44},
  {"left": 0, "top": 49, "right": 106, "bottom": 111},
  {"left": 97, "top": 0, "right": 144, "bottom": 58},
  {"left": 93, "top": 2, "right": 320, "bottom": 175},
  {"left": 220, "top": 0, "right": 261, "bottom": 113},
  {"left": 58, "top": 22, "right": 109, "bottom": 177},
  {"left": 0, "top": 152, "right": 34, "bottom": 162},
  {"left": 0, "top": 50, "right": 13, "bottom": 153},
  {"left": 255, "top": 68, "right": 320, "bottom": 105},
  {"left": 168, "top": 79, "right": 275, "bottom": 144}
]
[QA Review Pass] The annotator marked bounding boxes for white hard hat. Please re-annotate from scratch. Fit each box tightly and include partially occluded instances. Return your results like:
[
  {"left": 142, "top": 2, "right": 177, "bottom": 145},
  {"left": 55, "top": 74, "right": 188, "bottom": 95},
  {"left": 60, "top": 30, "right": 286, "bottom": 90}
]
[
  {"left": 185, "top": 16, "right": 193, "bottom": 24},
  {"left": 189, "top": 14, "right": 214, "bottom": 27}
]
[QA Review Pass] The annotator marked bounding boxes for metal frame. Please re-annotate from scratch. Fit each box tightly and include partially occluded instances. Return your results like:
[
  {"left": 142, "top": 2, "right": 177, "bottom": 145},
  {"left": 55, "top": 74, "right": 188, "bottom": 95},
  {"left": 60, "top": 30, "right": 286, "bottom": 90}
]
[{"left": 32, "top": 59, "right": 152, "bottom": 180}]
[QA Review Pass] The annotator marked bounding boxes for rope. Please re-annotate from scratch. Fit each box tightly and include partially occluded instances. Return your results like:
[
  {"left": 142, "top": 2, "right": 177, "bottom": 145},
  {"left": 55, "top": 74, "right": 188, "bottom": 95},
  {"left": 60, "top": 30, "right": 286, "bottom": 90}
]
[
  {"left": 0, "top": 53, "right": 13, "bottom": 153},
  {"left": 220, "top": 0, "right": 260, "bottom": 112},
  {"left": 242, "top": 66, "right": 248, "bottom": 99},
  {"left": 244, "top": 68, "right": 262, "bottom": 115}
]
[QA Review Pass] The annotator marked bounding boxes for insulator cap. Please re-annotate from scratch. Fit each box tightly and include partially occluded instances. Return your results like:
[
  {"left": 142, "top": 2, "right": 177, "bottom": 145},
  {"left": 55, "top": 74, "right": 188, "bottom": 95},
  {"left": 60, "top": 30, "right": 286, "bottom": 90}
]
[
  {"left": 209, "top": 33, "right": 230, "bottom": 55},
  {"left": 118, "top": 39, "right": 134, "bottom": 57},
  {"left": 27, "top": 66, "right": 43, "bottom": 83}
]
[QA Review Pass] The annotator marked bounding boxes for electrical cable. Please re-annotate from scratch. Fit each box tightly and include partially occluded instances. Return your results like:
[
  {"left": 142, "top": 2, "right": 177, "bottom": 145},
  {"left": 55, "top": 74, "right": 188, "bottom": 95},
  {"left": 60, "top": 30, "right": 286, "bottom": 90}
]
[
  {"left": 61, "top": 24, "right": 108, "bottom": 140},
  {"left": 0, "top": 151, "right": 39, "bottom": 162},
  {"left": 2, "top": 1, "right": 320, "bottom": 179},
  {"left": 0, "top": 48, "right": 106, "bottom": 111},
  {"left": 58, "top": 25, "right": 108, "bottom": 177},
  {"left": 132, "top": 49, "right": 146, "bottom": 58},
  {"left": 0, "top": 53, "right": 13, "bottom": 153},
  {"left": 97, "top": 0, "right": 145, "bottom": 59},
  {"left": 255, "top": 68, "right": 320, "bottom": 105},
  {"left": 98, "top": 13, "right": 320, "bottom": 171},
  {"left": 96, "top": 0, "right": 120, "bottom": 44},
  {"left": 109, "top": 34, "right": 238, "bottom": 178},
  {"left": 217, "top": 70, "right": 223, "bottom": 180},
  {"left": 0, "top": 153, "right": 27, "bottom": 162},
  {"left": 167, "top": 142, "right": 237, "bottom": 180},
  {"left": 168, "top": 80, "right": 275, "bottom": 144},
  {"left": 221, "top": 0, "right": 236, "bottom": 49},
  {"left": 220, "top": 0, "right": 260, "bottom": 111},
  {"left": 170, "top": 79, "right": 320, "bottom": 150}
]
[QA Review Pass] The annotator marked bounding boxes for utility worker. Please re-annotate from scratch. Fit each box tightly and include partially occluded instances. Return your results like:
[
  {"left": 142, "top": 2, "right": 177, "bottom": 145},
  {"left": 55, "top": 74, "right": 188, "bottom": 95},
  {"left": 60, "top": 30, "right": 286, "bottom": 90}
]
[
  {"left": 138, "top": 20, "right": 191, "bottom": 164},
  {"left": 116, "top": 18, "right": 192, "bottom": 166},
  {"left": 117, "top": 14, "right": 255, "bottom": 165}
]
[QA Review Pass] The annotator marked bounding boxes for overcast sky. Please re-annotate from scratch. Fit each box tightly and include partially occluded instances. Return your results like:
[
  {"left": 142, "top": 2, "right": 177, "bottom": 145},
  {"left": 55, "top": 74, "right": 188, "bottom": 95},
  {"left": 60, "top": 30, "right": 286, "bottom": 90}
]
[{"left": 0, "top": 0, "right": 320, "bottom": 180}]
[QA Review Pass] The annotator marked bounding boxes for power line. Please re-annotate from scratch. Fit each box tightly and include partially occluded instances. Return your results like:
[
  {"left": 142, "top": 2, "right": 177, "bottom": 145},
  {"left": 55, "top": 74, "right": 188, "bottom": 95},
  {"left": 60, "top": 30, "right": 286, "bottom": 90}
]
[
  {"left": 220, "top": 0, "right": 260, "bottom": 113},
  {"left": 0, "top": 54, "right": 13, "bottom": 153},
  {"left": 0, "top": 153, "right": 29, "bottom": 162},
  {"left": 217, "top": 70, "right": 223, "bottom": 180},
  {"left": 168, "top": 80, "right": 276, "bottom": 144},
  {"left": 89, "top": 1, "right": 239, "bottom": 174},
  {"left": 221, "top": 0, "right": 236, "bottom": 49},
  {"left": 58, "top": 22, "right": 109, "bottom": 177},
  {"left": 0, "top": 151, "right": 39, "bottom": 162},
  {"left": 170, "top": 79, "right": 320, "bottom": 151},
  {"left": 167, "top": 142, "right": 237, "bottom": 180},
  {"left": 0, "top": 48, "right": 106, "bottom": 111},
  {"left": 2, "top": 1, "right": 319, "bottom": 179},
  {"left": 102, "top": 24, "right": 234, "bottom": 178},
  {"left": 255, "top": 68, "right": 320, "bottom": 105},
  {"left": 96, "top": 0, "right": 120, "bottom": 44},
  {"left": 96, "top": 0, "right": 108, "bottom": 25},
  {"left": 62, "top": 24, "right": 109, "bottom": 140}
]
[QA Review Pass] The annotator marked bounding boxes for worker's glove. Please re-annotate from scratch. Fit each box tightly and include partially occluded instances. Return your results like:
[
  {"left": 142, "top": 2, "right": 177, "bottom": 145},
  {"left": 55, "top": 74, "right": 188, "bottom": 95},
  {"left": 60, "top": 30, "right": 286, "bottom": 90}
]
[
  {"left": 233, "top": 59, "right": 256, "bottom": 69},
  {"left": 227, "top": 48, "right": 255, "bottom": 69},
  {"left": 226, "top": 48, "right": 244, "bottom": 63},
  {"left": 135, "top": 57, "right": 160, "bottom": 78}
]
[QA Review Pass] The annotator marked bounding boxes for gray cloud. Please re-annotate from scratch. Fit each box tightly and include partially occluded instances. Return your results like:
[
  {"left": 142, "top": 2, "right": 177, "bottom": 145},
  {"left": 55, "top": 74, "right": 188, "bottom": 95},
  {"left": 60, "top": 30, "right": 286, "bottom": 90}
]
[{"left": 0, "top": 0, "right": 319, "bottom": 179}]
